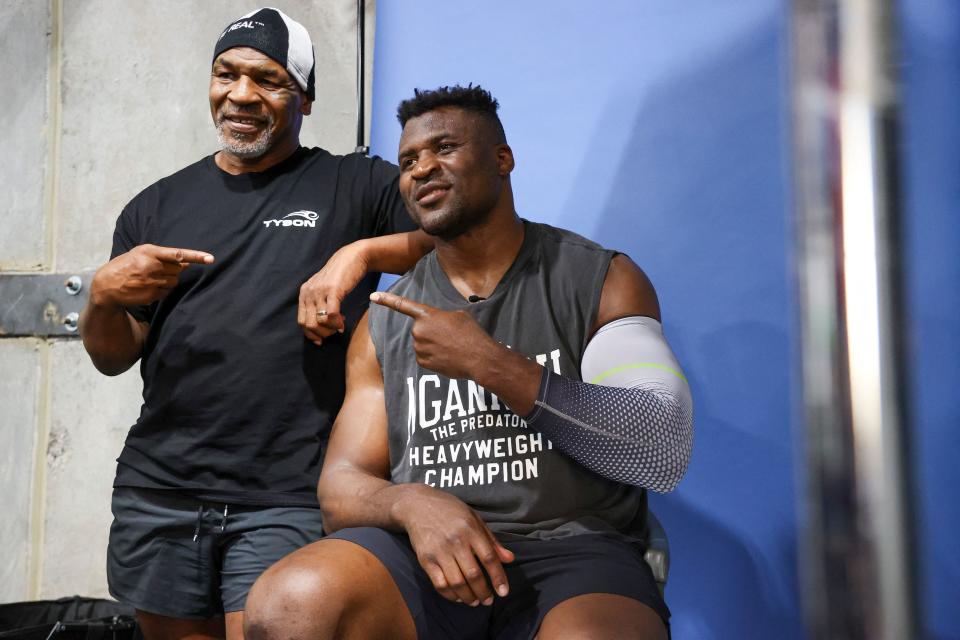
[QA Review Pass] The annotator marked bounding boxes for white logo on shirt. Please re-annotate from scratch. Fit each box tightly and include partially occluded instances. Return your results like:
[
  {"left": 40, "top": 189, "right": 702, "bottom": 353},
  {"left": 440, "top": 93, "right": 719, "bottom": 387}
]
[{"left": 262, "top": 210, "right": 319, "bottom": 229}]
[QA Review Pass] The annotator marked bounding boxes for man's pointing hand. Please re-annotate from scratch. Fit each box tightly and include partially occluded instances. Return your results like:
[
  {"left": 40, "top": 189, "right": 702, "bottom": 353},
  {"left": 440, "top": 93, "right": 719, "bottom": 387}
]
[
  {"left": 90, "top": 244, "right": 214, "bottom": 308},
  {"left": 370, "top": 291, "right": 499, "bottom": 381},
  {"left": 370, "top": 291, "right": 543, "bottom": 415}
]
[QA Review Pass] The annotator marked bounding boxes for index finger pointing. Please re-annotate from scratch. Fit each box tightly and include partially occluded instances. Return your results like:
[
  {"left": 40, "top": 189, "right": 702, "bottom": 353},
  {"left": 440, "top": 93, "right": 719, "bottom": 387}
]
[
  {"left": 370, "top": 291, "right": 431, "bottom": 318},
  {"left": 153, "top": 246, "right": 215, "bottom": 265}
]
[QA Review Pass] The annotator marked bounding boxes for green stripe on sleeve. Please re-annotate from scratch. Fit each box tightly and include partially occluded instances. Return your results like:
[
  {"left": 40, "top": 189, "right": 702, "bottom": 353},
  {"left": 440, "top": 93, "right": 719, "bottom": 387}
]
[{"left": 589, "top": 362, "right": 688, "bottom": 385}]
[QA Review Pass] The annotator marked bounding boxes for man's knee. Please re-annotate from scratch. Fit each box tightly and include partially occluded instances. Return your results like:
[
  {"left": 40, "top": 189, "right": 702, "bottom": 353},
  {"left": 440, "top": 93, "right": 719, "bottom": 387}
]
[
  {"left": 244, "top": 541, "right": 360, "bottom": 640},
  {"left": 537, "top": 593, "right": 668, "bottom": 640}
]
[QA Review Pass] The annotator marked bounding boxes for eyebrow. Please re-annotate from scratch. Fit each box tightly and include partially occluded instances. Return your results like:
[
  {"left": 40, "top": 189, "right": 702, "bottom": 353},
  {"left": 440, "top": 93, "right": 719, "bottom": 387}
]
[
  {"left": 213, "top": 58, "right": 284, "bottom": 79},
  {"left": 399, "top": 132, "right": 455, "bottom": 157}
]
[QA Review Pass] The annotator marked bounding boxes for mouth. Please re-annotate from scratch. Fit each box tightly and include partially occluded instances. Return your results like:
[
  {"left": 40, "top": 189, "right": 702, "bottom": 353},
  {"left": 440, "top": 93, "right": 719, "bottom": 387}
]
[
  {"left": 415, "top": 182, "right": 451, "bottom": 205},
  {"left": 220, "top": 113, "right": 267, "bottom": 134}
]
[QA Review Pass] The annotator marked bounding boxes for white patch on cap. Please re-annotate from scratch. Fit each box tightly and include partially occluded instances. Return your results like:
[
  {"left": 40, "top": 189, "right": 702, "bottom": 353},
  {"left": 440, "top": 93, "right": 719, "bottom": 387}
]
[{"left": 268, "top": 7, "right": 314, "bottom": 96}]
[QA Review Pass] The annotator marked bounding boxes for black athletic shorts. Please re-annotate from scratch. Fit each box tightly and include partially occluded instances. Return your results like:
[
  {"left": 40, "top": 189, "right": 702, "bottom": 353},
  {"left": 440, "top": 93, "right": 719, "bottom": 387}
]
[
  {"left": 330, "top": 527, "right": 670, "bottom": 639},
  {"left": 107, "top": 487, "right": 325, "bottom": 618}
]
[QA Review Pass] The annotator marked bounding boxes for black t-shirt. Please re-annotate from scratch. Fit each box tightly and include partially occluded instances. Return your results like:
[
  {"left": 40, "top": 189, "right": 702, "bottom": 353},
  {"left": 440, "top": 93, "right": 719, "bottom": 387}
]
[{"left": 110, "top": 147, "right": 415, "bottom": 506}]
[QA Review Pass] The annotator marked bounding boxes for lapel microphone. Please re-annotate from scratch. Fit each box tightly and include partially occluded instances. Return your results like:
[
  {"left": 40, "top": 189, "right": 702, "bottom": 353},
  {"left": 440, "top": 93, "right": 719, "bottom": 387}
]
[{"left": 467, "top": 295, "right": 486, "bottom": 303}]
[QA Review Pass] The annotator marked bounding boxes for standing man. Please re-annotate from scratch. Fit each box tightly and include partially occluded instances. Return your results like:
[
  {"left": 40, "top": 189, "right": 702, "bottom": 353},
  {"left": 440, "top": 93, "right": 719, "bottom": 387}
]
[
  {"left": 80, "top": 8, "right": 429, "bottom": 640},
  {"left": 244, "top": 85, "right": 693, "bottom": 639}
]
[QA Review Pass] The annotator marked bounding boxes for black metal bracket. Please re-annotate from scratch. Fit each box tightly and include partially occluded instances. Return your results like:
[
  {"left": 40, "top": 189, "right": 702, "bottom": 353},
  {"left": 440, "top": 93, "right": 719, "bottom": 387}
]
[
  {"left": 355, "top": 0, "right": 368, "bottom": 155},
  {"left": 0, "top": 271, "right": 95, "bottom": 337}
]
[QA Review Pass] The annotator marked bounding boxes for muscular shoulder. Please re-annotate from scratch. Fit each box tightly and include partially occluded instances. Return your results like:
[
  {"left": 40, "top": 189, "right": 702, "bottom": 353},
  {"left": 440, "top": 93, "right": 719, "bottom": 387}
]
[{"left": 594, "top": 254, "right": 661, "bottom": 332}]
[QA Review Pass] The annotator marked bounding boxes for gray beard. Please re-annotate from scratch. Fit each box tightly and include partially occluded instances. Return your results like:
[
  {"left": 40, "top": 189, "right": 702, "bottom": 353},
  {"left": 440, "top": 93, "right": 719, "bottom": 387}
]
[{"left": 216, "top": 118, "right": 274, "bottom": 159}]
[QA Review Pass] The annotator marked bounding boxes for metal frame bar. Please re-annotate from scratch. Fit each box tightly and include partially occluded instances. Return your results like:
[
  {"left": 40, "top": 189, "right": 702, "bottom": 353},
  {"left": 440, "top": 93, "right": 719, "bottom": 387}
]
[
  {"left": 355, "top": 0, "right": 369, "bottom": 155},
  {"left": 791, "top": 0, "right": 919, "bottom": 637}
]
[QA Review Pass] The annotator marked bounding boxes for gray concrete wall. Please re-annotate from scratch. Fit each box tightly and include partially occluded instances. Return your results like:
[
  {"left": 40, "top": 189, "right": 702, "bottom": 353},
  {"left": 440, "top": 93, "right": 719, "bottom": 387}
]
[
  {"left": 0, "top": 341, "right": 43, "bottom": 601},
  {"left": 1, "top": 2, "right": 51, "bottom": 270},
  {"left": 0, "top": 0, "right": 376, "bottom": 603}
]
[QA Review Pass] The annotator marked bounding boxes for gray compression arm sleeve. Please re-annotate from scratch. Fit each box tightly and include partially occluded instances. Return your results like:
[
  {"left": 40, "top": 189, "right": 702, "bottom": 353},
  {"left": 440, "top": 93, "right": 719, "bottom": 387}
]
[{"left": 523, "top": 316, "right": 693, "bottom": 492}]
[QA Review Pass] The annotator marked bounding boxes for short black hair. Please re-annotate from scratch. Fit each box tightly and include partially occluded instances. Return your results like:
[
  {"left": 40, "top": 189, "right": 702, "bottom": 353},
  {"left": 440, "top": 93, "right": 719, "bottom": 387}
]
[{"left": 397, "top": 84, "right": 506, "bottom": 141}]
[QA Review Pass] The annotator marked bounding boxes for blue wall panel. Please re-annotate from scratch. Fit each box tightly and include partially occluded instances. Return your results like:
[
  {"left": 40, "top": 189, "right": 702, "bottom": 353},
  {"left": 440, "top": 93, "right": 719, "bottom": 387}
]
[
  {"left": 371, "top": 2, "right": 958, "bottom": 637},
  {"left": 900, "top": 2, "right": 960, "bottom": 638}
]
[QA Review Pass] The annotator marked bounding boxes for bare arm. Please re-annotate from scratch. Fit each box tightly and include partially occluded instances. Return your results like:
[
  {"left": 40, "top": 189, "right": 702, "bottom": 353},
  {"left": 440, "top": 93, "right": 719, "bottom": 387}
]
[
  {"left": 80, "top": 244, "right": 214, "bottom": 375},
  {"left": 299, "top": 230, "right": 434, "bottom": 344},
  {"left": 362, "top": 229, "right": 435, "bottom": 275},
  {"left": 318, "top": 312, "right": 513, "bottom": 606},
  {"left": 316, "top": 310, "right": 401, "bottom": 531},
  {"left": 80, "top": 299, "right": 149, "bottom": 376}
]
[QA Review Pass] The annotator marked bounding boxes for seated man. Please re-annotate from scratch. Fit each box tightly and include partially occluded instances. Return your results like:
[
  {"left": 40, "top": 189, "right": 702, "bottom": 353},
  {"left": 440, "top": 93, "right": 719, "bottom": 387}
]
[{"left": 244, "top": 85, "right": 693, "bottom": 640}]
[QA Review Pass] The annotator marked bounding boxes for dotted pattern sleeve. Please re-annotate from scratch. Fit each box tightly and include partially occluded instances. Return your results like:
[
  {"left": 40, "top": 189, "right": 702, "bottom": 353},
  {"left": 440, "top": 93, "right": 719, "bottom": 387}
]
[
  {"left": 524, "top": 370, "right": 693, "bottom": 492},
  {"left": 522, "top": 317, "right": 694, "bottom": 492}
]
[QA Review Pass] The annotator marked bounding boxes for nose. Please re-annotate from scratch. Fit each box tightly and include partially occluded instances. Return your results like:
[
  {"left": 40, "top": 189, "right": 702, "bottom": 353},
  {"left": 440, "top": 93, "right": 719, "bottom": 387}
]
[
  {"left": 228, "top": 75, "right": 260, "bottom": 105},
  {"left": 411, "top": 151, "right": 438, "bottom": 180}
]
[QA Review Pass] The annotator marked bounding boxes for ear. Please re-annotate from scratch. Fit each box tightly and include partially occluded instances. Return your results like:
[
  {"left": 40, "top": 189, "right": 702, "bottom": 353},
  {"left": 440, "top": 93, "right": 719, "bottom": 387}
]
[
  {"left": 301, "top": 98, "right": 313, "bottom": 116},
  {"left": 495, "top": 144, "right": 515, "bottom": 176}
]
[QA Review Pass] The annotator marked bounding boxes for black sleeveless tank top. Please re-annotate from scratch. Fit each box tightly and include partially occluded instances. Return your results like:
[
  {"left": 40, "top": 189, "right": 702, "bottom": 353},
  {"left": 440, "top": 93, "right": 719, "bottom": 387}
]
[{"left": 368, "top": 220, "right": 646, "bottom": 540}]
